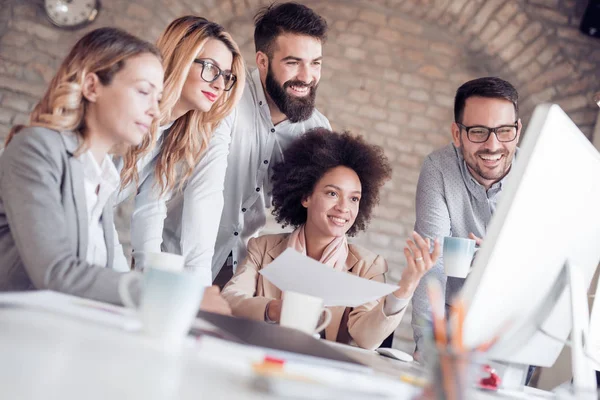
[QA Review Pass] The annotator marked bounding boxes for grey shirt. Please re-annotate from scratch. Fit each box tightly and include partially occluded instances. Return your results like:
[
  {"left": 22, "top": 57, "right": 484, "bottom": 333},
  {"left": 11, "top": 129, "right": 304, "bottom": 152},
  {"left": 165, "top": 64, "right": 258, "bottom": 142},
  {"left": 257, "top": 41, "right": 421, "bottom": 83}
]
[{"left": 411, "top": 144, "right": 515, "bottom": 350}]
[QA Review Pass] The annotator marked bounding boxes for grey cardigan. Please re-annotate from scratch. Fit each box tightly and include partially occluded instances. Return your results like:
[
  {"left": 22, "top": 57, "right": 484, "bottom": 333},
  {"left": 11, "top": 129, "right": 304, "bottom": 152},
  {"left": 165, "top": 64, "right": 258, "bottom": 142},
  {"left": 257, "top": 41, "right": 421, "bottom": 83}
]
[{"left": 0, "top": 126, "right": 137, "bottom": 305}]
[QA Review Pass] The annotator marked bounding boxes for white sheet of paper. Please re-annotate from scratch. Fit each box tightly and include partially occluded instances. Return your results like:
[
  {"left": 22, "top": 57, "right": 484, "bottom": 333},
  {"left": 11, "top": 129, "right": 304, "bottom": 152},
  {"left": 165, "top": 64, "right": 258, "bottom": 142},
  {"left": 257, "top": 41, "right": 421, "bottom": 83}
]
[{"left": 259, "top": 248, "right": 399, "bottom": 307}]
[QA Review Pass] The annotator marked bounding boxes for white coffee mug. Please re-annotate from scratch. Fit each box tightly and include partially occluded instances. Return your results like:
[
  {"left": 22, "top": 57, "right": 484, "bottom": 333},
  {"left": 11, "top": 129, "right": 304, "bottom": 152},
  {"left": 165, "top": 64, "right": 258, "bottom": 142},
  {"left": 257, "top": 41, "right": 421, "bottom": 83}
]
[
  {"left": 119, "top": 252, "right": 204, "bottom": 347},
  {"left": 280, "top": 291, "right": 332, "bottom": 335},
  {"left": 443, "top": 236, "right": 476, "bottom": 278}
]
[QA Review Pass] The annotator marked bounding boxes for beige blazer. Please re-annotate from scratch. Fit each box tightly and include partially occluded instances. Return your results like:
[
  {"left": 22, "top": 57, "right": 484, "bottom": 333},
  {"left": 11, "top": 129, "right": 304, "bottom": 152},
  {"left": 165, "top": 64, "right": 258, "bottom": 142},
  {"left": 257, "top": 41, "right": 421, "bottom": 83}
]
[{"left": 222, "top": 233, "right": 406, "bottom": 350}]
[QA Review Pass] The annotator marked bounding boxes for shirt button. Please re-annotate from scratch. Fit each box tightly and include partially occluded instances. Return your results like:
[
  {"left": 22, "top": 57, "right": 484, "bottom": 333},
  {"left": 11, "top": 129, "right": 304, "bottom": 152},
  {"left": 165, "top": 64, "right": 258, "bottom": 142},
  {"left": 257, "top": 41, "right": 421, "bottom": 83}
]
[
  {"left": 242, "top": 208, "right": 246, "bottom": 212},
  {"left": 256, "top": 187, "right": 260, "bottom": 192},
  {"left": 270, "top": 128, "right": 275, "bottom": 133},
  {"left": 259, "top": 101, "right": 262, "bottom": 105},
  {"left": 263, "top": 160, "right": 268, "bottom": 164},
  {"left": 234, "top": 232, "right": 239, "bottom": 236},
  {"left": 234, "top": 261, "right": 237, "bottom": 265}
]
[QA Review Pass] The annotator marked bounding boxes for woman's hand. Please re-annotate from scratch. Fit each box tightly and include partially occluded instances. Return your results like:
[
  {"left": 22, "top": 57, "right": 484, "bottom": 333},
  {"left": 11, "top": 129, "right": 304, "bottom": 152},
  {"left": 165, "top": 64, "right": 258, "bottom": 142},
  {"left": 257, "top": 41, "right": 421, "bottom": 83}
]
[
  {"left": 394, "top": 231, "right": 441, "bottom": 299},
  {"left": 266, "top": 299, "right": 283, "bottom": 322},
  {"left": 200, "top": 285, "right": 232, "bottom": 315}
]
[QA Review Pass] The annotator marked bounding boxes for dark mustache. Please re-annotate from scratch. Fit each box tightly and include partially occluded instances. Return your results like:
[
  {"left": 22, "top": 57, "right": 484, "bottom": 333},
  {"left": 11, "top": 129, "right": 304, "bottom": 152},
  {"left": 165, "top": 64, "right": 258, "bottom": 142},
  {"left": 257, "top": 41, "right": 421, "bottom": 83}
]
[
  {"left": 476, "top": 151, "right": 506, "bottom": 157},
  {"left": 283, "top": 80, "right": 315, "bottom": 89}
]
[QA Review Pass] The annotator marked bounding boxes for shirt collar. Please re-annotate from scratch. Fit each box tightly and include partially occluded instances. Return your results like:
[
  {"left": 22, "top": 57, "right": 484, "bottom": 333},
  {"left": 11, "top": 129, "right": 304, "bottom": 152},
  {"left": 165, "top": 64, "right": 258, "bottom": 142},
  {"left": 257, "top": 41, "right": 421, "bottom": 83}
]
[
  {"left": 80, "top": 150, "right": 120, "bottom": 193},
  {"left": 251, "top": 68, "right": 269, "bottom": 111},
  {"left": 454, "top": 144, "right": 478, "bottom": 188},
  {"left": 160, "top": 121, "right": 174, "bottom": 132},
  {"left": 156, "top": 121, "right": 174, "bottom": 143},
  {"left": 251, "top": 68, "right": 297, "bottom": 130}
]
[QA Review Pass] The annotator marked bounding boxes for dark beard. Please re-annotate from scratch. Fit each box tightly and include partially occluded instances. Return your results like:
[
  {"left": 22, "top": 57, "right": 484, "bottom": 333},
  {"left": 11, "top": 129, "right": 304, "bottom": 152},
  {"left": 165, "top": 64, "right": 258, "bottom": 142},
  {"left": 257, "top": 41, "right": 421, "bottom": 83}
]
[
  {"left": 459, "top": 135, "right": 511, "bottom": 182},
  {"left": 265, "top": 66, "right": 317, "bottom": 123}
]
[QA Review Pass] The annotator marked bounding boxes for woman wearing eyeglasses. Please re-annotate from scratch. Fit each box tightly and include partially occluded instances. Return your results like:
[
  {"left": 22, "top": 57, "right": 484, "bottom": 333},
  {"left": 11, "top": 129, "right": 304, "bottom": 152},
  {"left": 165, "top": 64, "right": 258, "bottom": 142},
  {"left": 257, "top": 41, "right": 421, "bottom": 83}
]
[{"left": 116, "top": 16, "right": 245, "bottom": 313}]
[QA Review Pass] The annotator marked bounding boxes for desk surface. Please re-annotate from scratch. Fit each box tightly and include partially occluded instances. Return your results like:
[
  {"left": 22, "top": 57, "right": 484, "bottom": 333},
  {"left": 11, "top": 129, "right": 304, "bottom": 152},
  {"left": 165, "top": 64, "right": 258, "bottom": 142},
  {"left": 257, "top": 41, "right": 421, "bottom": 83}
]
[
  {"left": 0, "top": 306, "right": 270, "bottom": 400},
  {"left": 324, "top": 340, "right": 555, "bottom": 399},
  {"left": 0, "top": 302, "right": 420, "bottom": 400},
  {"left": 0, "top": 292, "right": 555, "bottom": 400}
]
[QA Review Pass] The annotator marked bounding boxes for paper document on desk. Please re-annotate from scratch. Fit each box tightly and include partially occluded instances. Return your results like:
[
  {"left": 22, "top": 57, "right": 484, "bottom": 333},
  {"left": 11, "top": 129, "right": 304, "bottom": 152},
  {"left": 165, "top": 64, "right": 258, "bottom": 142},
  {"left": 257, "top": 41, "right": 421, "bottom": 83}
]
[
  {"left": 0, "top": 291, "right": 140, "bottom": 331},
  {"left": 259, "top": 249, "right": 399, "bottom": 307}
]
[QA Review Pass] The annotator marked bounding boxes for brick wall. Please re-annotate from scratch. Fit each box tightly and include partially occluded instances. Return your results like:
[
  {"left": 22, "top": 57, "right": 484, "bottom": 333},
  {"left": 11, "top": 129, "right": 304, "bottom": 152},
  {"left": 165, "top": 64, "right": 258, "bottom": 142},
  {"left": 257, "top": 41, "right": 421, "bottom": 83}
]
[{"left": 1, "top": 0, "right": 599, "bottom": 350}]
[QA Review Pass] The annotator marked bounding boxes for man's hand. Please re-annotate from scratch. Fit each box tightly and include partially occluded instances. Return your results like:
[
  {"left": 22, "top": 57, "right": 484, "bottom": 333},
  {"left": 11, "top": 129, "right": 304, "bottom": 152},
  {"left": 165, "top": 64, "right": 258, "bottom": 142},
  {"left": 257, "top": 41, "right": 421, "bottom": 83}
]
[
  {"left": 412, "top": 349, "right": 422, "bottom": 364},
  {"left": 468, "top": 232, "right": 483, "bottom": 246},
  {"left": 200, "top": 285, "right": 231, "bottom": 315},
  {"left": 266, "top": 299, "right": 283, "bottom": 322}
]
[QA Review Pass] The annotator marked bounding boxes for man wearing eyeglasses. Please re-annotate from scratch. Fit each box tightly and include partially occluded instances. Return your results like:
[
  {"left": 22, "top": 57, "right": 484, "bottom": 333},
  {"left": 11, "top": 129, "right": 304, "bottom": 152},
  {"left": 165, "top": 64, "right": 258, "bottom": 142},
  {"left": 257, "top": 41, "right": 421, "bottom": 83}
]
[{"left": 411, "top": 77, "right": 521, "bottom": 355}]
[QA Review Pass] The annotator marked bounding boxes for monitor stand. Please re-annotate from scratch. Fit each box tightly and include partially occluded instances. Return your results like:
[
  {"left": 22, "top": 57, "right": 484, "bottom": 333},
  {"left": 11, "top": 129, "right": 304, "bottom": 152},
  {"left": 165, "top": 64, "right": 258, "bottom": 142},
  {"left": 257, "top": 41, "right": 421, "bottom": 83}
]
[
  {"left": 567, "top": 260, "right": 597, "bottom": 395},
  {"left": 490, "top": 261, "right": 596, "bottom": 395}
]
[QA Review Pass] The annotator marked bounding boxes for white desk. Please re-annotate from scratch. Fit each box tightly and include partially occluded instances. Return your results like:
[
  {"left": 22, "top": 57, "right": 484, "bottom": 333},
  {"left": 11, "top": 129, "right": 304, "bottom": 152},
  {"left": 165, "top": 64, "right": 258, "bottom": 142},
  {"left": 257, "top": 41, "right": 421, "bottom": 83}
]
[
  {"left": 0, "top": 306, "right": 273, "bottom": 400},
  {"left": 324, "top": 340, "right": 555, "bottom": 399},
  {"left": 0, "top": 293, "right": 555, "bottom": 400},
  {"left": 0, "top": 299, "right": 422, "bottom": 400}
]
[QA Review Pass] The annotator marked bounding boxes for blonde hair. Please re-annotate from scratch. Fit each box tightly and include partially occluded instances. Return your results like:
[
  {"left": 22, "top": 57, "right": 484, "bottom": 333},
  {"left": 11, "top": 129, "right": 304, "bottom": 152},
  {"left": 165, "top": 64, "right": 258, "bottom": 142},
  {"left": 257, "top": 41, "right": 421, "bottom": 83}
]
[
  {"left": 6, "top": 27, "right": 161, "bottom": 151},
  {"left": 121, "top": 16, "right": 246, "bottom": 194}
]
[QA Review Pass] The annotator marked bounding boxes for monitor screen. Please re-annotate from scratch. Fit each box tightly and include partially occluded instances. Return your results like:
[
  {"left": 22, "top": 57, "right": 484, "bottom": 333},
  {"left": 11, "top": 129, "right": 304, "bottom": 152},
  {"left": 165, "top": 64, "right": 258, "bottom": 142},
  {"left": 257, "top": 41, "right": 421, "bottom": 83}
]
[{"left": 459, "top": 104, "right": 600, "bottom": 367}]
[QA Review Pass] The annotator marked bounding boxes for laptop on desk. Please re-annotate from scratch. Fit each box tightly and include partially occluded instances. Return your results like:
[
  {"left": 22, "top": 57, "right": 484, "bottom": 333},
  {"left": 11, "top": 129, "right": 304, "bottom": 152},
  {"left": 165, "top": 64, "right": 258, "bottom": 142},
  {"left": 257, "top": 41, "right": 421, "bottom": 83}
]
[{"left": 195, "top": 311, "right": 371, "bottom": 374}]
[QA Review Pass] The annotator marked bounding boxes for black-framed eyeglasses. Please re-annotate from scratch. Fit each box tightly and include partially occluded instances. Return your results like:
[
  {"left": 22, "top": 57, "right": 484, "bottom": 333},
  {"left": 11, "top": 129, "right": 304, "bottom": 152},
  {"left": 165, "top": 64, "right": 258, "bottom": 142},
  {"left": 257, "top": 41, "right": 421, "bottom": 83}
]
[
  {"left": 456, "top": 121, "right": 519, "bottom": 143},
  {"left": 193, "top": 59, "right": 237, "bottom": 91}
]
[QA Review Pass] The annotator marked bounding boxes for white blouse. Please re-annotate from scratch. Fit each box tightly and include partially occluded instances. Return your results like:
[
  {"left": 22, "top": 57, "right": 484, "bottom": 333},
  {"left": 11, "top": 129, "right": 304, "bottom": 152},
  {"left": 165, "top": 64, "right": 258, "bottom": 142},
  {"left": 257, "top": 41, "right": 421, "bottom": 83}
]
[{"left": 81, "top": 150, "right": 128, "bottom": 271}]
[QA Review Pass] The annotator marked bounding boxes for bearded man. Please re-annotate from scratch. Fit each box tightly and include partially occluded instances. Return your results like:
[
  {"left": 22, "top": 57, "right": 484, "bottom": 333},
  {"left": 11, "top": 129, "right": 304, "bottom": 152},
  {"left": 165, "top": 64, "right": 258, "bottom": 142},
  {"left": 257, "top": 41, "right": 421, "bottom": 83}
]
[
  {"left": 211, "top": 2, "right": 331, "bottom": 286},
  {"left": 411, "top": 77, "right": 522, "bottom": 354}
]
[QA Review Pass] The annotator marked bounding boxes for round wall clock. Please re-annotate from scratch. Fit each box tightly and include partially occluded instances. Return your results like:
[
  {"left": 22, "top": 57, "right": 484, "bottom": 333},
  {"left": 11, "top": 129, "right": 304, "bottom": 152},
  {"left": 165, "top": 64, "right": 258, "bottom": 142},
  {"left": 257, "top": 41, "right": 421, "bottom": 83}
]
[{"left": 44, "top": 0, "right": 100, "bottom": 29}]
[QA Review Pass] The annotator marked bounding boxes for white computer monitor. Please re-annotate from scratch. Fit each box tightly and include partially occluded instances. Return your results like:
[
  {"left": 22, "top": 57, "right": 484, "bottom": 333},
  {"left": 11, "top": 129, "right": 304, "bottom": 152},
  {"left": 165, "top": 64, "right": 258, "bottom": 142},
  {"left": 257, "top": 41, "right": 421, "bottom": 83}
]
[{"left": 458, "top": 104, "right": 600, "bottom": 382}]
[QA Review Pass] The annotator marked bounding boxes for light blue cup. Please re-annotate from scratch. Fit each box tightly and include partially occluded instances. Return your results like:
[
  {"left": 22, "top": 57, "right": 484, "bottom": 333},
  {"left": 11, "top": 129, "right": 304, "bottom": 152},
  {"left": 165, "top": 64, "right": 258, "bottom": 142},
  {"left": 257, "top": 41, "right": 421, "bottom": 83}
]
[
  {"left": 443, "top": 237, "right": 476, "bottom": 278},
  {"left": 119, "top": 252, "right": 205, "bottom": 348}
]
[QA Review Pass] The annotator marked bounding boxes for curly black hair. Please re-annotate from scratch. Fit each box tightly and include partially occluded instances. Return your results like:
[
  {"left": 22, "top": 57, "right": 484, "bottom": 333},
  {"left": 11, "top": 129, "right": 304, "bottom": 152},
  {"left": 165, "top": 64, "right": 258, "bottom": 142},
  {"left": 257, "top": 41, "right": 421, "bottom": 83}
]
[{"left": 271, "top": 128, "right": 392, "bottom": 236}]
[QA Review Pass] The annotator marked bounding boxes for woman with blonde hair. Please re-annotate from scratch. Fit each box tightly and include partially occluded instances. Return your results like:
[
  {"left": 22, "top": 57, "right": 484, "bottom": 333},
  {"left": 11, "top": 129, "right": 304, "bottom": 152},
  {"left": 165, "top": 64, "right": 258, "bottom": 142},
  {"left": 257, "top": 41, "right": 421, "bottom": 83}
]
[
  {"left": 116, "top": 16, "right": 245, "bottom": 291},
  {"left": 0, "top": 27, "right": 163, "bottom": 304}
]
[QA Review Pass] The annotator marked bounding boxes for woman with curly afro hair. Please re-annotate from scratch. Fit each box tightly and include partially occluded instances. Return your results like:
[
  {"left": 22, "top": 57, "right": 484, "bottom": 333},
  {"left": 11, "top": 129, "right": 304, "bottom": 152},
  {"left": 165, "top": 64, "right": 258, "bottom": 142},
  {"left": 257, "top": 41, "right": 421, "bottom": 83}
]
[{"left": 222, "top": 128, "right": 440, "bottom": 350}]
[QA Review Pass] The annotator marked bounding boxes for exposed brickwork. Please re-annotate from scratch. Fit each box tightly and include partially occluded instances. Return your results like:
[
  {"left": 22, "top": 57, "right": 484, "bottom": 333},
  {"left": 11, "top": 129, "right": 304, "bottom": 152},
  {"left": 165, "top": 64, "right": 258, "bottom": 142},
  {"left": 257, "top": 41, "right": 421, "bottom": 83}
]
[{"left": 1, "top": 0, "right": 599, "bottom": 350}]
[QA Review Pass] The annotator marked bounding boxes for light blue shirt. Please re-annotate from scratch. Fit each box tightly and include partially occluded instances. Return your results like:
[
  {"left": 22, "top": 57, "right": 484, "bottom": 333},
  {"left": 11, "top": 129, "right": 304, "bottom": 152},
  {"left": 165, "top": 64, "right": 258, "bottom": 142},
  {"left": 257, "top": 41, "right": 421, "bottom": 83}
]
[{"left": 411, "top": 144, "right": 516, "bottom": 350}]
